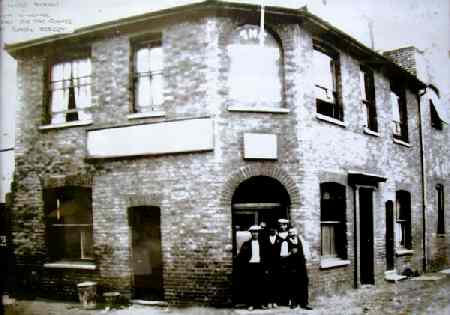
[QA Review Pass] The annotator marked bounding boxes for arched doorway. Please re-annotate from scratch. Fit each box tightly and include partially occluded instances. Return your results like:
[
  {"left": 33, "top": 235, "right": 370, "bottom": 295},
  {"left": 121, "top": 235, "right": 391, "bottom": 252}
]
[{"left": 231, "top": 176, "right": 291, "bottom": 303}]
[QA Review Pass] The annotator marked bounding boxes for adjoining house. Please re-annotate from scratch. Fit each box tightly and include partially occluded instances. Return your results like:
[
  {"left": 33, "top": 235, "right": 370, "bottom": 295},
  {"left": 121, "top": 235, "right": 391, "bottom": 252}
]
[{"left": 4, "top": 0, "right": 449, "bottom": 306}]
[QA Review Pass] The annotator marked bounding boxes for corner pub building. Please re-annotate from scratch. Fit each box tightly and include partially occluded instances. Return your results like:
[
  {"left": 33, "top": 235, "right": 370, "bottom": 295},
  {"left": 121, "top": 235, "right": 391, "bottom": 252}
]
[{"left": 4, "top": 0, "right": 449, "bottom": 306}]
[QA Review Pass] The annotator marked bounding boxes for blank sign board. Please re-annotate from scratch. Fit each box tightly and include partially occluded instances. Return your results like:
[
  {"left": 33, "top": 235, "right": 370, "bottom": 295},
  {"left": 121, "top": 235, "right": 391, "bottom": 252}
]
[
  {"left": 243, "top": 133, "right": 278, "bottom": 160},
  {"left": 86, "top": 118, "right": 214, "bottom": 158}
]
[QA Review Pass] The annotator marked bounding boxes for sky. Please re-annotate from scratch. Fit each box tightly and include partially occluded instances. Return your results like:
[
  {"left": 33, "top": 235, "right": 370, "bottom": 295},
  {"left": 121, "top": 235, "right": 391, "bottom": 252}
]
[{"left": 1, "top": 0, "right": 449, "bottom": 149}]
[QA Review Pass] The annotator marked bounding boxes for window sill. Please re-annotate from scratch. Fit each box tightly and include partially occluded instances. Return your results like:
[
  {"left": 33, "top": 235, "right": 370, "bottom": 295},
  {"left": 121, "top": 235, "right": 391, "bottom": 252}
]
[
  {"left": 44, "top": 261, "right": 96, "bottom": 270},
  {"left": 363, "top": 128, "right": 380, "bottom": 137},
  {"left": 127, "top": 111, "right": 166, "bottom": 119},
  {"left": 315, "top": 113, "right": 346, "bottom": 127},
  {"left": 320, "top": 258, "right": 351, "bottom": 269},
  {"left": 227, "top": 105, "right": 290, "bottom": 114},
  {"left": 395, "top": 249, "right": 414, "bottom": 256},
  {"left": 393, "top": 138, "right": 411, "bottom": 147},
  {"left": 39, "top": 120, "right": 93, "bottom": 130}
]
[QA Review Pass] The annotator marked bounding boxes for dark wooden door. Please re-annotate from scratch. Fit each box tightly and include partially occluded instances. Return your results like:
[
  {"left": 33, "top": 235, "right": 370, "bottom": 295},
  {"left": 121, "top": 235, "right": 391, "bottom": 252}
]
[
  {"left": 385, "top": 201, "right": 395, "bottom": 270},
  {"left": 131, "top": 206, "right": 163, "bottom": 300},
  {"left": 359, "top": 188, "right": 374, "bottom": 284}
]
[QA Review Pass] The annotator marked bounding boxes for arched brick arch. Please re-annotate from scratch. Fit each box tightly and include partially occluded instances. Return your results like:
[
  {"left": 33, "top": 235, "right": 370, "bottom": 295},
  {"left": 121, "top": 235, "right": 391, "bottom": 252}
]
[{"left": 221, "top": 165, "right": 300, "bottom": 207}]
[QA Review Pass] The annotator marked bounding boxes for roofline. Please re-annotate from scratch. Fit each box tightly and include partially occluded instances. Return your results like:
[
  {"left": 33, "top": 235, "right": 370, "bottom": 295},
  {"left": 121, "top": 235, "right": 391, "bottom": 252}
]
[{"left": 3, "top": 0, "right": 425, "bottom": 88}]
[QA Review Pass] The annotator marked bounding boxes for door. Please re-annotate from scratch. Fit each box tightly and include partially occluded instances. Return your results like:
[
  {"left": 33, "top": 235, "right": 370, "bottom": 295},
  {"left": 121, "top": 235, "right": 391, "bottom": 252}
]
[
  {"left": 359, "top": 188, "right": 374, "bottom": 284},
  {"left": 130, "top": 206, "right": 163, "bottom": 300},
  {"left": 385, "top": 201, "right": 395, "bottom": 270}
]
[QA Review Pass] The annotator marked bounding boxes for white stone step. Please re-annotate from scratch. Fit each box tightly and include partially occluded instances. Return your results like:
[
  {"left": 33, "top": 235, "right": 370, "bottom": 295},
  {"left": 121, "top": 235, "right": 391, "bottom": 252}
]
[{"left": 384, "top": 270, "right": 407, "bottom": 282}]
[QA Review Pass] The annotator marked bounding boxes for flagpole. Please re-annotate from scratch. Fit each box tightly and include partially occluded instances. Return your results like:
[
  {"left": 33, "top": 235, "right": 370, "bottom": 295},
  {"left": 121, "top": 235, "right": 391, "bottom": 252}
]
[{"left": 259, "top": 0, "right": 265, "bottom": 47}]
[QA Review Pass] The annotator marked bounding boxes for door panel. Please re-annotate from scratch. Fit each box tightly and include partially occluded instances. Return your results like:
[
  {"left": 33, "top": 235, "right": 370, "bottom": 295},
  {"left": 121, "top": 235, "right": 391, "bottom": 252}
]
[
  {"left": 131, "top": 207, "right": 163, "bottom": 300},
  {"left": 359, "top": 188, "right": 374, "bottom": 285}
]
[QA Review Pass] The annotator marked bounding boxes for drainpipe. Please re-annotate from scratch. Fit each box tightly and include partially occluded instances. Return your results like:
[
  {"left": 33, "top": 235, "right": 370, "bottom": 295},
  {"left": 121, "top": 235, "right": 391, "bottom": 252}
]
[{"left": 417, "top": 88, "right": 427, "bottom": 273}]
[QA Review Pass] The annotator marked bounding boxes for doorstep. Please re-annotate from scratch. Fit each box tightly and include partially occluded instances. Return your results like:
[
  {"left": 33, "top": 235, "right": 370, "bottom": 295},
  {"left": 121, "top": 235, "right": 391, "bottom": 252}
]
[
  {"left": 130, "top": 299, "right": 168, "bottom": 307},
  {"left": 384, "top": 270, "right": 407, "bottom": 282}
]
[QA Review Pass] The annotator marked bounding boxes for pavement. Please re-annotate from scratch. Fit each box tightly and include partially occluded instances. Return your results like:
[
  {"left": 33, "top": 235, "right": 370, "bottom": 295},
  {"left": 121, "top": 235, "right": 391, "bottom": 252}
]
[{"left": 3, "top": 270, "right": 450, "bottom": 315}]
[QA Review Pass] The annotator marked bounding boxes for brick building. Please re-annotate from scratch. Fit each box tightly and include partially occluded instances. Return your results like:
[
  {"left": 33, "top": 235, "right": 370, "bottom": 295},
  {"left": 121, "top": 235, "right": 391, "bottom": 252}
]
[{"left": 4, "top": 0, "right": 449, "bottom": 306}]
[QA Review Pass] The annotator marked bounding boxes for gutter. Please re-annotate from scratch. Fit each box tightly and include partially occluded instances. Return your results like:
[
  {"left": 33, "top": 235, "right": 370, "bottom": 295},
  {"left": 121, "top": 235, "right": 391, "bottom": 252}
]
[{"left": 417, "top": 88, "right": 427, "bottom": 273}]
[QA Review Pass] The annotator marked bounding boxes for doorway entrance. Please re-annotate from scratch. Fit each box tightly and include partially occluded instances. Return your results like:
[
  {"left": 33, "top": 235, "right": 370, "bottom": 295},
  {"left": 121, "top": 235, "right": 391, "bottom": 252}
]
[
  {"left": 359, "top": 188, "right": 374, "bottom": 285},
  {"left": 231, "top": 176, "right": 291, "bottom": 303},
  {"left": 385, "top": 201, "right": 395, "bottom": 271},
  {"left": 129, "top": 206, "right": 163, "bottom": 300}
]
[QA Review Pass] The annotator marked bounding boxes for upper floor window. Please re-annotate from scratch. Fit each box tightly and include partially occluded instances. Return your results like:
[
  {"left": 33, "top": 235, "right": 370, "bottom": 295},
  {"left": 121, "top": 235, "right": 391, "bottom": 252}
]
[
  {"left": 320, "top": 182, "right": 347, "bottom": 260},
  {"left": 436, "top": 184, "right": 445, "bottom": 234},
  {"left": 360, "top": 67, "right": 377, "bottom": 132},
  {"left": 228, "top": 25, "right": 283, "bottom": 107},
  {"left": 133, "top": 40, "right": 164, "bottom": 113},
  {"left": 390, "top": 82, "right": 408, "bottom": 142},
  {"left": 395, "top": 190, "right": 412, "bottom": 250},
  {"left": 49, "top": 58, "right": 92, "bottom": 124},
  {"left": 313, "top": 43, "right": 342, "bottom": 121},
  {"left": 44, "top": 186, "right": 93, "bottom": 262}
]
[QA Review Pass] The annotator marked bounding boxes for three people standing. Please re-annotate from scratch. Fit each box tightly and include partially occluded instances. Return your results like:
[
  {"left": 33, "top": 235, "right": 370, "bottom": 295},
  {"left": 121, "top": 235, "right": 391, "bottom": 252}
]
[{"left": 238, "top": 219, "right": 312, "bottom": 311}]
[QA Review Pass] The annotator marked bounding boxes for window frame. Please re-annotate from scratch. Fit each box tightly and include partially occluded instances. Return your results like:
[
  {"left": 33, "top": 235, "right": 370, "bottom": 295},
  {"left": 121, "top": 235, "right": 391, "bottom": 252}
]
[
  {"left": 395, "top": 190, "right": 412, "bottom": 250},
  {"left": 44, "top": 186, "right": 94, "bottom": 262},
  {"left": 390, "top": 82, "right": 409, "bottom": 142},
  {"left": 46, "top": 52, "right": 92, "bottom": 125},
  {"left": 226, "top": 24, "right": 285, "bottom": 109},
  {"left": 131, "top": 37, "right": 164, "bottom": 114},
  {"left": 360, "top": 66, "right": 378, "bottom": 132},
  {"left": 320, "top": 182, "right": 347, "bottom": 260},
  {"left": 313, "top": 42, "right": 343, "bottom": 121},
  {"left": 430, "top": 100, "right": 443, "bottom": 130},
  {"left": 437, "top": 184, "right": 445, "bottom": 235}
]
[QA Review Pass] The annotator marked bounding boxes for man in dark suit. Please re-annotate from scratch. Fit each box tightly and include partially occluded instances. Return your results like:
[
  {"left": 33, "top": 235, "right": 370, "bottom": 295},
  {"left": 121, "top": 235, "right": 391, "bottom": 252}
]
[
  {"left": 277, "top": 218, "right": 290, "bottom": 305},
  {"left": 261, "top": 226, "right": 280, "bottom": 308},
  {"left": 238, "top": 225, "right": 265, "bottom": 311},
  {"left": 287, "top": 227, "right": 312, "bottom": 310}
]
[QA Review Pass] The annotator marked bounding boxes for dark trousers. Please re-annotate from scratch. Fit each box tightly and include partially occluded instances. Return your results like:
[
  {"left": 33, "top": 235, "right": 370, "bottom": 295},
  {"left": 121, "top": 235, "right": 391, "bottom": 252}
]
[
  {"left": 245, "top": 262, "right": 264, "bottom": 307},
  {"left": 288, "top": 268, "right": 309, "bottom": 307},
  {"left": 277, "top": 257, "right": 290, "bottom": 305},
  {"left": 264, "top": 266, "right": 278, "bottom": 304}
]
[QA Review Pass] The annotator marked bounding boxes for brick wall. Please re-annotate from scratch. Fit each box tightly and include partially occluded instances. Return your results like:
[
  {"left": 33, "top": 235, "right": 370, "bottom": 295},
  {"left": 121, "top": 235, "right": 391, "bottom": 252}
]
[{"left": 9, "top": 9, "right": 447, "bottom": 306}]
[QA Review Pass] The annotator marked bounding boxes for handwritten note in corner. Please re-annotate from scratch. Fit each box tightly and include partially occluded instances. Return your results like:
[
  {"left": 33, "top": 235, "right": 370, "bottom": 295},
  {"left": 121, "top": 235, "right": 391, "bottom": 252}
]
[{"left": 1, "top": 0, "right": 74, "bottom": 35}]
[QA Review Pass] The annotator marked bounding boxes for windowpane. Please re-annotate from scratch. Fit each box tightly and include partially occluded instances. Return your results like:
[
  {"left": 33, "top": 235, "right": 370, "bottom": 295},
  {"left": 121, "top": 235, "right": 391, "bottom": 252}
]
[
  {"left": 396, "top": 191, "right": 411, "bottom": 249},
  {"left": 49, "top": 58, "right": 92, "bottom": 124},
  {"left": 314, "top": 50, "right": 335, "bottom": 104},
  {"left": 437, "top": 185, "right": 445, "bottom": 234},
  {"left": 228, "top": 25, "right": 283, "bottom": 107},
  {"left": 134, "top": 42, "right": 164, "bottom": 112},
  {"left": 320, "top": 183, "right": 347, "bottom": 259},
  {"left": 45, "top": 187, "right": 93, "bottom": 261}
]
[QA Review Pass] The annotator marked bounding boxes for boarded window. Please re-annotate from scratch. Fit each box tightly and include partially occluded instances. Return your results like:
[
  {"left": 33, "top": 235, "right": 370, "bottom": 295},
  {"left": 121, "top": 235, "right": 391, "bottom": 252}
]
[
  {"left": 314, "top": 44, "right": 342, "bottom": 120},
  {"left": 437, "top": 184, "right": 445, "bottom": 234},
  {"left": 320, "top": 182, "right": 347, "bottom": 259},
  {"left": 44, "top": 187, "right": 93, "bottom": 261},
  {"left": 395, "top": 191, "right": 412, "bottom": 249},
  {"left": 228, "top": 25, "right": 283, "bottom": 107},
  {"left": 133, "top": 40, "right": 164, "bottom": 113},
  {"left": 49, "top": 58, "right": 92, "bottom": 124},
  {"left": 360, "top": 67, "right": 377, "bottom": 132}
]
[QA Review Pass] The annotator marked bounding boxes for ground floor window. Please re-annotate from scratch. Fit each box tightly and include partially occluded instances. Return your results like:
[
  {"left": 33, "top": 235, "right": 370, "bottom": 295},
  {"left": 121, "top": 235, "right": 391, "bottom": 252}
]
[
  {"left": 395, "top": 190, "right": 412, "bottom": 250},
  {"left": 44, "top": 186, "right": 93, "bottom": 261},
  {"left": 320, "top": 182, "right": 347, "bottom": 259},
  {"left": 437, "top": 184, "right": 445, "bottom": 234}
]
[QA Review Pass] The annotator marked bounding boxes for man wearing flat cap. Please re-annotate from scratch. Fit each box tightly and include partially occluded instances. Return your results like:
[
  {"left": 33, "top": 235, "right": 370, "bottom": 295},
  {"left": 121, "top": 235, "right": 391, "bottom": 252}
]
[
  {"left": 238, "top": 225, "right": 265, "bottom": 311},
  {"left": 276, "top": 218, "right": 290, "bottom": 305}
]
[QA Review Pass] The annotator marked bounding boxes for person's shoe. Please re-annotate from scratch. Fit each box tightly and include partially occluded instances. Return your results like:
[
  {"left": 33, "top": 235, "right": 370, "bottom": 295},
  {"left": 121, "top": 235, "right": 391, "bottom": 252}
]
[
  {"left": 261, "top": 305, "right": 268, "bottom": 309},
  {"left": 248, "top": 306, "right": 254, "bottom": 311},
  {"left": 268, "top": 303, "right": 273, "bottom": 308},
  {"left": 301, "top": 305, "right": 313, "bottom": 310},
  {"left": 272, "top": 303, "right": 278, "bottom": 308}
]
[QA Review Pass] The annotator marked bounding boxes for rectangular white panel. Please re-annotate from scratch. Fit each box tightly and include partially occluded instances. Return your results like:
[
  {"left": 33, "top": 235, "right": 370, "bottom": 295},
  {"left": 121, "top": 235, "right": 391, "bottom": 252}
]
[
  {"left": 87, "top": 118, "right": 213, "bottom": 158},
  {"left": 243, "top": 133, "right": 277, "bottom": 160}
]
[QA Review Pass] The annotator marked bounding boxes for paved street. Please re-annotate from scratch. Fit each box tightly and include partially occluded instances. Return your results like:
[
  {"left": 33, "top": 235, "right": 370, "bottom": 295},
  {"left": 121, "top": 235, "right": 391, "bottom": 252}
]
[{"left": 4, "top": 271, "right": 450, "bottom": 315}]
